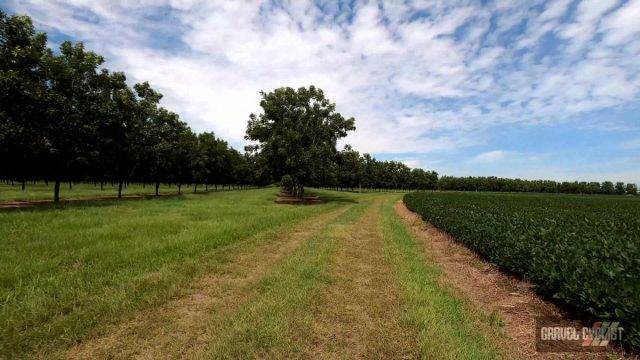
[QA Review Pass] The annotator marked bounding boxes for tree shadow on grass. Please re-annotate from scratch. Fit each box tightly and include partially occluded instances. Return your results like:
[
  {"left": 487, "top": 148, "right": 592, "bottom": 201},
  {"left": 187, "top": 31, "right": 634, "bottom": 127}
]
[
  {"left": 305, "top": 190, "right": 359, "bottom": 204},
  {"left": 0, "top": 194, "right": 185, "bottom": 213}
]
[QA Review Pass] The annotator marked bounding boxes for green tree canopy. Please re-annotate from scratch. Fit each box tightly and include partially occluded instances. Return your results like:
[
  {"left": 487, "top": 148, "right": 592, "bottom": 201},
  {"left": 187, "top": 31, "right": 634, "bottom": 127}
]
[
  {"left": 0, "top": 10, "right": 49, "bottom": 188},
  {"left": 245, "top": 86, "right": 355, "bottom": 197}
]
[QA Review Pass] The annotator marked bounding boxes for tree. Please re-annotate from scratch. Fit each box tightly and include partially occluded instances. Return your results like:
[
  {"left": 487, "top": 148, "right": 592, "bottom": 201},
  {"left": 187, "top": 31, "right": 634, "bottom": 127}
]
[
  {"left": 0, "top": 11, "right": 49, "bottom": 190},
  {"left": 196, "top": 132, "right": 224, "bottom": 189},
  {"left": 336, "top": 145, "right": 361, "bottom": 190},
  {"left": 43, "top": 41, "right": 105, "bottom": 201},
  {"left": 145, "top": 108, "right": 183, "bottom": 195},
  {"left": 626, "top": 183, "right": 638, "bottom": 195},
  {"left": 601, "top": 181, "right": 615, "bottom": 195},
  {"left": 615, "top": 182, "right": 626, "bottom": 195},
  {"left": 95, "top": 72, "right": 144, "bottom": 198},
  {"left": 173, "top": 126, "right": 198, "bottom": 194},
  {"left": 246, "top": 86, "right": 355, "bottom": 198},
  {"left": 130, "top": 81, "right": 164, "bottom": 188}
]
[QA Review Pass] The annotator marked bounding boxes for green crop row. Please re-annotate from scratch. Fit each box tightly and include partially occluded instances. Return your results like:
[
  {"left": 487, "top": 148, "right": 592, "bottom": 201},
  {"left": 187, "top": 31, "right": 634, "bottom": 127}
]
[{"left": 403, "top": 191, "right": 640, "bottom": 350}]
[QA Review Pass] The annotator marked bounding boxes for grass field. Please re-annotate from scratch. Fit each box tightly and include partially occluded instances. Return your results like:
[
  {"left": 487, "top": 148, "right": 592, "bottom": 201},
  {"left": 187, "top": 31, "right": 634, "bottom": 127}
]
[
  {"left": 0, "top": 182, "right": 241, "bottom": 203},
  {"left": 0, "top": 188, "right": 511, "bottom": 359}
]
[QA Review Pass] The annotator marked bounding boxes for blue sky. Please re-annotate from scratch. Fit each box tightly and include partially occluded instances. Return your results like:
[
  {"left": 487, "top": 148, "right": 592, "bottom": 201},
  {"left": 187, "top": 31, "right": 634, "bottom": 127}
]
[{"left": 3, "top": 0, "right": 640, "bottom": 182}]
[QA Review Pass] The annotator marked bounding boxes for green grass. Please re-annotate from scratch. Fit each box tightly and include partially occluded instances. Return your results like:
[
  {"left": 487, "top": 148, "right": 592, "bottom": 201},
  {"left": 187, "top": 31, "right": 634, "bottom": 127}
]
[
  {"left": 380, "top": 197, "right": 505, "bottom": 359},
  {"left": 0, "top": 182, "right": 239, "bottom": 202},
  {"left": 1, "top": 188, "right": 514, "bottom": 359},
  {"left": 0, "top": 188, "right": 345, "bottom": 357},
  {"left": 203, "top": 197, "right": 370, "bottom": 358}
]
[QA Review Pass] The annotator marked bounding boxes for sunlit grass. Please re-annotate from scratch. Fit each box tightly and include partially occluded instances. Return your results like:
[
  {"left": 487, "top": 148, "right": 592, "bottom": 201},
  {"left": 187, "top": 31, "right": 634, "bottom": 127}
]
[
  {"left": 0, "top": 182, "right": 242, "bottom": 202},
  {"left": 0, "top": 188, "right": 342, "bottom": 357},
  {"left": 380, "top": 198, "right": 506, "bottom": 359},
  {"left": 1, "top": 188, "right": 513, "bottom": 358}
]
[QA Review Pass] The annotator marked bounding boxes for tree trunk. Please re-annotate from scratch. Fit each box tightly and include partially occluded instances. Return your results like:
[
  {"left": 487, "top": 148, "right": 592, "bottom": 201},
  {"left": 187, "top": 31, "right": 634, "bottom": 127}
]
[
  {"left": 54, "top": 180, "right": 61, "bottom": 203},
  {"left": 118, "top": 181, "right": 123, "bottom": 198},
  {"left": 214, "top": 184, "right": 217, "bottom": 191},
  {"left": 21, "top": 180, "right": 25, "bottom": 191},
  {"left": 155, "top": 182, "right": 160, "bottom": 196},
  {"left": 205, "top": 183, "right": 208, "bottom": 191},
  {"left": 178, "top": 183, "right": 182, "bottom": 195},
  {"left": 194, "top": 183, "right": 198, "bottom": 193},
  {"left": 100, "top": 182, "right": 104, "bottom": 191},
  {"left": 69, "top": 182, "right": 73, "bottom": 190}
]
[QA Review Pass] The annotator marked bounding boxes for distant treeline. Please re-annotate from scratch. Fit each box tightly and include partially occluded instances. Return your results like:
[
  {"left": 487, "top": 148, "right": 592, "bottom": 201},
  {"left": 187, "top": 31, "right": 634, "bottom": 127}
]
[
  {"left": 328, "top": 152, "right": 638, "bottom": 195},
  {"left": 330, "top": 146, "right": 636, "bottom": 195},
  {"left": 437, "top": 176, "right": 637, "bottom": 195},
  {"left": 330, "top": 148, "right": 439, "bottom": 191}
]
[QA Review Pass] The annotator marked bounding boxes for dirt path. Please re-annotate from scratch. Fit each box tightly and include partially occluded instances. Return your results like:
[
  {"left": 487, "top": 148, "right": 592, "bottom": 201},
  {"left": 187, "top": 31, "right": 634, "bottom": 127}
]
[
  {"left": 310, "top": 198, "right": 419, "bottom": 359},
  {"left": 395, "top": 201, "right": 627, "bottom": 360},
  {"left": 61, "top": 204, "right": 352, "bottom": 359}
]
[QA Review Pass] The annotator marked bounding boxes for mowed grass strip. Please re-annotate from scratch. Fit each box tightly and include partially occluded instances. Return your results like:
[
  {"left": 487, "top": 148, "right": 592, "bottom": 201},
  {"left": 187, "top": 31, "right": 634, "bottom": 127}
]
[
  {"left": 0, "top": 188, "right": 343, "bottom": 358},
  {"left": 310, "top": 195, "right": 420, "bottom": 359},
  {"left": 63, "top": 203, "right": 354, "bottom": 359},
  {"left": 197, "top": 195, "right": 373, "bottom": 359},
  {"left": 380, "top": 198, "right": 506, "bottom": 360}
]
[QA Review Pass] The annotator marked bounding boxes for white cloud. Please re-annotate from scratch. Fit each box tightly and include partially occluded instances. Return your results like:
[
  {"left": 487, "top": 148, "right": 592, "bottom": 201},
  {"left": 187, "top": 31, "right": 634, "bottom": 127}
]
[
  {"left": 557, "top": 0, "right": 618, "bottom": 53},
  {"left": 538, "top": 0, "right": 572, "bottom": 22},
  {"left": 402, "top": 159, "right": 422, "bottom": 169},
  {"left": 600, "top": 0, "right": 640, "bottom": 46},
  {"left": 619, "top": 138, "right": 640, "bottom": 150},
  {"left": 470, "top": 150, "right": 509, "bottom": 163}
]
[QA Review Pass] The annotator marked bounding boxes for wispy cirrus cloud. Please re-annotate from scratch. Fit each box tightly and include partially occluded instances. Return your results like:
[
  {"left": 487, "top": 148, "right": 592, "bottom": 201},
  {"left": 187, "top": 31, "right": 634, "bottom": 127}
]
[{"left": 619, "top": 138, "right": 640, "bottom": 150}]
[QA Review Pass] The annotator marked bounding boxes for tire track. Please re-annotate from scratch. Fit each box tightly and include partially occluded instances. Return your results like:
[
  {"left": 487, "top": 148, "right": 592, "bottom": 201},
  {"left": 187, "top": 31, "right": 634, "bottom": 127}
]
[{"left": 310, "top": 197, "right": 419, "bottom": 359}]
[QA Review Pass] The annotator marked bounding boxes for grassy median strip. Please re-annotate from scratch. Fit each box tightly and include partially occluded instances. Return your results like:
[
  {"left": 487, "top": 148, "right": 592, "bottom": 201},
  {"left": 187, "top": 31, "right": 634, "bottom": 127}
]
[
  {"left": 309, "top": 195, "right": 421, "bottom": 358},
  {"left": 199, "top": 197, "right": 370, "bottom": 359},
  {"left": 380, "top": 198, "right": 506, "bottom": 360}
]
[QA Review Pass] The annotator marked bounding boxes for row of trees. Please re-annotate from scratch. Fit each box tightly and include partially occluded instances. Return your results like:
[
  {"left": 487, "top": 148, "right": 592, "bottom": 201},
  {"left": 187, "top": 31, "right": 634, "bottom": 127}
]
[
  {"left": 333, "top": 147, "right": 438, "bottom": 191},
  {"left": 1, "top": 11, "right": 260, "bottom": 201},
  {"left": 436, "top": 176, "right": 638, "bottom": 195},
  {"left": 326, "top": 160, "right": 637, "bottom": 195}
]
